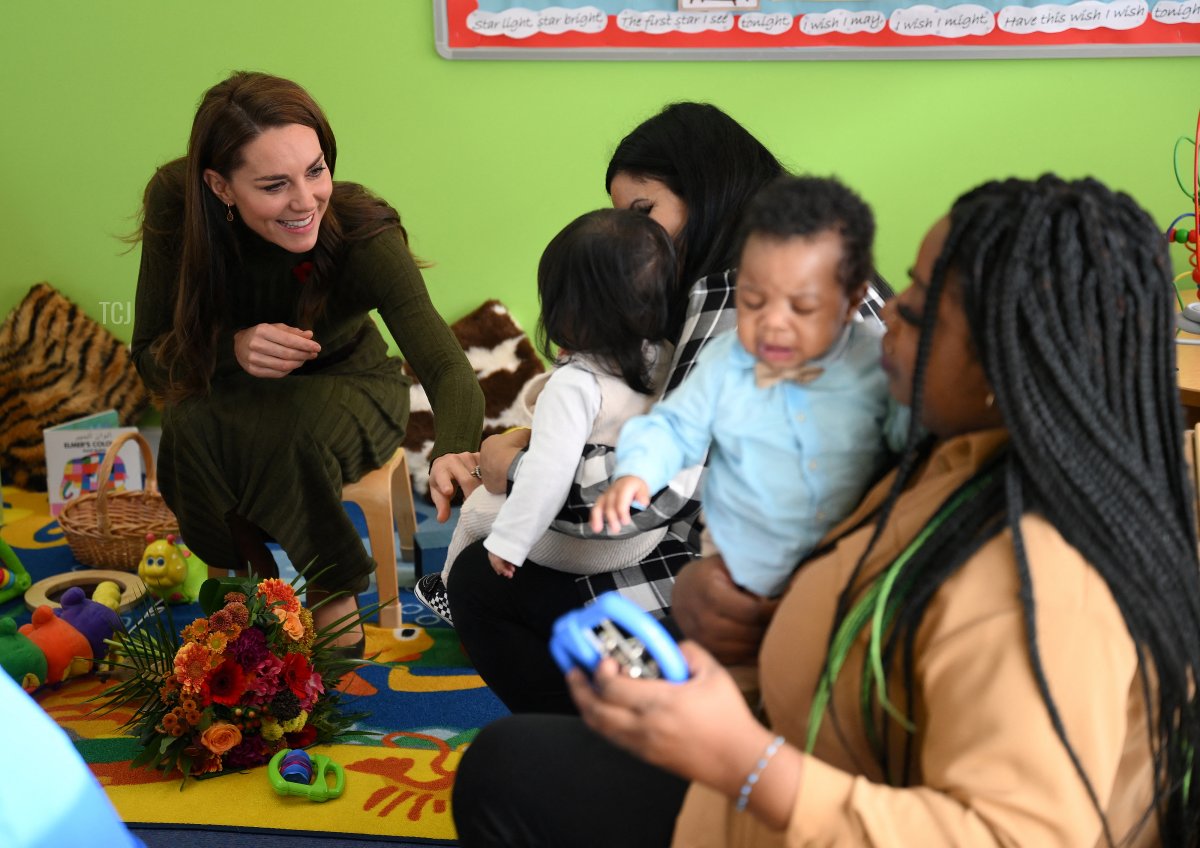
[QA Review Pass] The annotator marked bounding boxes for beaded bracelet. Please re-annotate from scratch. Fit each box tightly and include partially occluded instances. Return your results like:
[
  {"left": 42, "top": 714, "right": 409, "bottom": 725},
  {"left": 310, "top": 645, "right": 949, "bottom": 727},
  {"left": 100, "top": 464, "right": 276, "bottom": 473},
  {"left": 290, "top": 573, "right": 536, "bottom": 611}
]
[{"left": 736, "top": 735, "right": 786, "bottom": 812}]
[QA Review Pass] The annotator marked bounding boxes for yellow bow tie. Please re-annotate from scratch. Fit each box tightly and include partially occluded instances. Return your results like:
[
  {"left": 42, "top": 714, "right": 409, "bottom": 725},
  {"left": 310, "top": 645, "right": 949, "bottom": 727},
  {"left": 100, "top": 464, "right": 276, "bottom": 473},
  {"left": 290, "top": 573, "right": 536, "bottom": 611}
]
[{"left": 754, "top": 362, "right": 825, "bottom": 389}]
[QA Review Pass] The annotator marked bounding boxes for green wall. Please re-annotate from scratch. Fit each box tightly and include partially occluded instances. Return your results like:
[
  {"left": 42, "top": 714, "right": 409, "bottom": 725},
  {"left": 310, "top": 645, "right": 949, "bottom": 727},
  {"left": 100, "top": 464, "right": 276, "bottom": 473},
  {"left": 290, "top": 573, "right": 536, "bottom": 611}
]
[{"left": 1, "top": 2, "right": 1195, "bottom": 346}]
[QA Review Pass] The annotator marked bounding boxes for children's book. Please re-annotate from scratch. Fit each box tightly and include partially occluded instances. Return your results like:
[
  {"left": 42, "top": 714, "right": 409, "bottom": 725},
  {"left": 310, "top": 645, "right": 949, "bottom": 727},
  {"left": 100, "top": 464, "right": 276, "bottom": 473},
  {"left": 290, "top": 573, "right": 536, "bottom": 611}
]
[{"left": 43, "top": 410, "right": 144, "bottom": 516}]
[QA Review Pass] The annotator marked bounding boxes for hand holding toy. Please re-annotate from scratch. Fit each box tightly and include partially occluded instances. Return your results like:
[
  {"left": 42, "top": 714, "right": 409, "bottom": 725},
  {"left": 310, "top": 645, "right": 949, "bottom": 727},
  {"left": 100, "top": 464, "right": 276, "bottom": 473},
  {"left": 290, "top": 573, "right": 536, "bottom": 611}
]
[{"left": 550, "top": 591, "right": 689, "bottom": 683}]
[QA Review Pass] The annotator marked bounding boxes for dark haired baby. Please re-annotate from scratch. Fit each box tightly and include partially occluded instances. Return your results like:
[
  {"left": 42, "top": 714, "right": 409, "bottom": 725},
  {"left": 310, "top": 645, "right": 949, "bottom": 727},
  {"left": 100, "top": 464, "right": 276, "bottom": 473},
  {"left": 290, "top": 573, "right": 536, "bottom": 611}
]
[
  {"left": 593, "top": 176, "right": 908, "bottom": 599},
  {"left": 438, "top": 207, "right": 682, "bottom": 588}
]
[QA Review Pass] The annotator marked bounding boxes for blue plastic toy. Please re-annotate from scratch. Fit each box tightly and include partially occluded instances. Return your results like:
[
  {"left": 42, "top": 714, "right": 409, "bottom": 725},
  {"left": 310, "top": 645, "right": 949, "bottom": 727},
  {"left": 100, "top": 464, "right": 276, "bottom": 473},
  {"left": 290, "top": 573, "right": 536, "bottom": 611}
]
[
  {"left": 550, "top": 591, "right": 689, "bottom": 683},
  {"left": 267, "top": 748, "right": 345, "bottom": 802}
]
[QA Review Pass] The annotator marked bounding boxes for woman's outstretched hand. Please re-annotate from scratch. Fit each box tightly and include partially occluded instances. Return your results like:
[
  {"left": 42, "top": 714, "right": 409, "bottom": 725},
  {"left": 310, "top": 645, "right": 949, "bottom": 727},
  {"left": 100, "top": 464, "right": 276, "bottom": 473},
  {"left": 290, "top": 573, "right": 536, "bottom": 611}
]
[
  {"left": 233, "top": 323, "right": 321, "bottom": 377},
  {"left": 672, "top": 555, "right": 779, "bottom": 665},
  {"left": 428, "top": 451, "right": 482, "bottom": 523},
  {"left": 567, "top": 642, "right": 772, "bottom": 796}
]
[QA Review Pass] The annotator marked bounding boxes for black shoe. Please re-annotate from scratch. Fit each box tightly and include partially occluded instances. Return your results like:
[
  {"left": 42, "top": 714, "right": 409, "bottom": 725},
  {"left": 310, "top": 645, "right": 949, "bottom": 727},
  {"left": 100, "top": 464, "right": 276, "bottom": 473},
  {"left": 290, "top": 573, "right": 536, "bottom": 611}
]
[{"left": 414, "top": 573, "right": 453, "bottom": 627}]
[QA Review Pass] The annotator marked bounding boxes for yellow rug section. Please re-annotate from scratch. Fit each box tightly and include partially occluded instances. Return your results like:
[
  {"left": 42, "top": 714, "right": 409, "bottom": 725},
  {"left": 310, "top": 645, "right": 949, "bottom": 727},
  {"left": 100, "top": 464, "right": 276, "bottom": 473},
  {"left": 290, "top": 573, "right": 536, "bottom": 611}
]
[
  {"left": 105, "top": 739, "right": 462, "bottom": 840},
  {"left": 37, "top": 675, "right": 466, "bottom": 840}
]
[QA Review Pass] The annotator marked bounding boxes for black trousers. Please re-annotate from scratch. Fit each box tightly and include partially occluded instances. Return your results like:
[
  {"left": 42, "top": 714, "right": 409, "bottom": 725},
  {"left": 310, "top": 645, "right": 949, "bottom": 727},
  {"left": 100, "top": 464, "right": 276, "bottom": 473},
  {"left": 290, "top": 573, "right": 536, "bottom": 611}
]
[
  {"left": 447, "top": 539, "right": 586, "bottom": 714},
  {"left": 453, "top": 714, "right": 689, "bottom": 848}
]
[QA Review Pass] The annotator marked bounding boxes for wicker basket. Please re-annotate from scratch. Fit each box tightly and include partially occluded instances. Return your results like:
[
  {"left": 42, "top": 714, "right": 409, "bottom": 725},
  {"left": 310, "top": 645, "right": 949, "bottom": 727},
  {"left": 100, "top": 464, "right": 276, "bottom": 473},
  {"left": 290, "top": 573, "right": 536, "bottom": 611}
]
[{"left": 57, "top": 431, "right": 179, "bottom": 572}]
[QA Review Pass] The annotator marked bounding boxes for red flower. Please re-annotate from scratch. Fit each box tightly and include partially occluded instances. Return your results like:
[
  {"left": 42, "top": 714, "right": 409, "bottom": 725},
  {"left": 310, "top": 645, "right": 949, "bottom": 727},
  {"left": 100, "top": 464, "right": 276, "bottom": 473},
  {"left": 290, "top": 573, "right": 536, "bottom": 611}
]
[
  {"left": 292, "top": 261, "right": 314, "bottom": 284},
  {"left": 285, "top": 724, "right": 318, "bottom": 749},
  {"left": 282, "top": 652, "right": 313, "bottom": 700},
  {"left": 208, "top": 658, "right": 249, "bottom": 707},
  {"left": 194, "top": 680, "right": 212, "bottom": 708}
]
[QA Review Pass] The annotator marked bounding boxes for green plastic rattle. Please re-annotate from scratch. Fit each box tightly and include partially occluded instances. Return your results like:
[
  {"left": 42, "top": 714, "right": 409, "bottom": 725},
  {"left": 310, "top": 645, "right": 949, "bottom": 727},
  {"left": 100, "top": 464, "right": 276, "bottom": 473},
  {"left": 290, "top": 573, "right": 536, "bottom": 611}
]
[{"left": 268, "top": 748, "right": 345, "bottom": 802}]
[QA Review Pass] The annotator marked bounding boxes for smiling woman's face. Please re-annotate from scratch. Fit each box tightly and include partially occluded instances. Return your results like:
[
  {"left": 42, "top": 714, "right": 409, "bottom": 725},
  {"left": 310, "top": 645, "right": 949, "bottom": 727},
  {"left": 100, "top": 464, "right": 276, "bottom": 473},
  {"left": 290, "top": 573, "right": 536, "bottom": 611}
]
[
  {"left": 881, "top": 216, "right": 1001, "bottom": 438},
  {"left": 203, "top": 123, "right": 331, "bottom": 254}
]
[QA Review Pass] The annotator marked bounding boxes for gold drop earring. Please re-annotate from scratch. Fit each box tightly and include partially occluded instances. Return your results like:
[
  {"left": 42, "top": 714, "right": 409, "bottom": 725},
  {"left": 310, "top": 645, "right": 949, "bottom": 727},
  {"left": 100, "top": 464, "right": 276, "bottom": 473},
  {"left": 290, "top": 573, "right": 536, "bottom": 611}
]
[{"left": 226, "top": 205, "right": 235, "bottom": 222}]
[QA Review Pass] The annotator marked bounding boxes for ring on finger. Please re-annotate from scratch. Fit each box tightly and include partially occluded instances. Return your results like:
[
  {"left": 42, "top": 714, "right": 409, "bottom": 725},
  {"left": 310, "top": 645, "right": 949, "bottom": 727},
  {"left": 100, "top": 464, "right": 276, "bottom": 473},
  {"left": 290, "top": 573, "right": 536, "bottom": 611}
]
[{"left": 470, "top": 465, "right": 483, "bottom": 479}]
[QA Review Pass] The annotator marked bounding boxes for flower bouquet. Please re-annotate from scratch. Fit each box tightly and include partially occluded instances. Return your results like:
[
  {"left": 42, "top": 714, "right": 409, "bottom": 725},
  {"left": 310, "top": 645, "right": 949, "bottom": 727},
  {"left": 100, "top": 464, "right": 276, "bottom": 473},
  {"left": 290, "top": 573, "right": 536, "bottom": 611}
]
[{"left": 97, "top": 572, "right": 378, "bottom": 782}]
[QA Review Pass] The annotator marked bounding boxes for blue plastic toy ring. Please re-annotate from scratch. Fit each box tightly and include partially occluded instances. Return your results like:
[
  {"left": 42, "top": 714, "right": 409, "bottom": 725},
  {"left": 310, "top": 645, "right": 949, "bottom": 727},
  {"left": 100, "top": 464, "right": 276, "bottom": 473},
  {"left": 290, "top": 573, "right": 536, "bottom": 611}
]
[{"left": 267, "top": 748, "right": 345, "bottom": 802}]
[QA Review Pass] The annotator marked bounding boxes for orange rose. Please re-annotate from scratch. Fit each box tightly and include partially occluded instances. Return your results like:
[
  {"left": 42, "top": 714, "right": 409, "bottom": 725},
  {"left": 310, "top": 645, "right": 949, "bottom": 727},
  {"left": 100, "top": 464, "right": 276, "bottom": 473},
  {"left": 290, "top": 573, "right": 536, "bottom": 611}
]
[
  {"left": 200, "top": 722, "right": 242, "bottom": 755},
  {"left": 277, "top": 609, "right": 305, "bottom": 641}
]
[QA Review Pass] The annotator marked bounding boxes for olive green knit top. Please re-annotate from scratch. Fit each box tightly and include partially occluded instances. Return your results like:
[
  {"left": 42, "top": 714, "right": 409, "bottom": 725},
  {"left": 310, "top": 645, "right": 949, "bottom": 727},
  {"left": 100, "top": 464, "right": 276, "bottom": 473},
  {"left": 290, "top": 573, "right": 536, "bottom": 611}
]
[{"left": 131, "top": 163, "right": 483, "bottom": 463}]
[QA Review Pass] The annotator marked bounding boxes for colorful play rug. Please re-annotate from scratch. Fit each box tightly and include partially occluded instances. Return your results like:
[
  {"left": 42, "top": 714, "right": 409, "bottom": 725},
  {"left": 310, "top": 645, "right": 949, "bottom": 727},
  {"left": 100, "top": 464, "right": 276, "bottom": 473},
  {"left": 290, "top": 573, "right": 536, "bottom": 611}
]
[{"left": 1, "top": 485, "right": 507, "bottom": 845}]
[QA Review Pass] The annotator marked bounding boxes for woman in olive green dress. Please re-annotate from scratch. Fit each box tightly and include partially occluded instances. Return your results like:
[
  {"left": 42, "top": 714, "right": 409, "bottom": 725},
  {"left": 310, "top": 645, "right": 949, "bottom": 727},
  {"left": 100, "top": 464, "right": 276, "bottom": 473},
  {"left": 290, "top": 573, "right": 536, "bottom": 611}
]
[{"left": 131, "top": 71, "right": 484, "bottom": 649}]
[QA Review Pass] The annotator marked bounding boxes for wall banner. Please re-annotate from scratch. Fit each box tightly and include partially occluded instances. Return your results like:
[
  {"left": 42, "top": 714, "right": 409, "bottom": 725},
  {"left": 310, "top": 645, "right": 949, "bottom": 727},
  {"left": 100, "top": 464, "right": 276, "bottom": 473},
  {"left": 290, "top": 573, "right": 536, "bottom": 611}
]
[{"left": 434, "top": 0, "right": 1200, "bottom": 58}]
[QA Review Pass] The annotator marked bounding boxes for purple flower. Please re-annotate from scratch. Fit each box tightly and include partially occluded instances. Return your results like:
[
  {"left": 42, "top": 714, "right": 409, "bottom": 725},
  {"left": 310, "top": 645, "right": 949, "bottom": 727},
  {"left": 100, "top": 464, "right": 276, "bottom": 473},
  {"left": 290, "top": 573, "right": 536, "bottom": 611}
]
[
  {"left": 224, "top": 734, "right": 274, "bottom": 770},
  {"left": 229, "top": 626, "right": 269, "bottom": 667}
]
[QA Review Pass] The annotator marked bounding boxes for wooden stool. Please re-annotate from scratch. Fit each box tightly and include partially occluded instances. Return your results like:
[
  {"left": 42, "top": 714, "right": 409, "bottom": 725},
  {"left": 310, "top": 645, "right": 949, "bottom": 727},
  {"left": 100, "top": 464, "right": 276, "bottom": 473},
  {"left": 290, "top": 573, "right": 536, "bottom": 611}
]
[
  {"left": 342, "top": 448, "right": 418, "bottom": 630},
  {"left": 205, "top": 449, "right": 418, "bottom": 630}
]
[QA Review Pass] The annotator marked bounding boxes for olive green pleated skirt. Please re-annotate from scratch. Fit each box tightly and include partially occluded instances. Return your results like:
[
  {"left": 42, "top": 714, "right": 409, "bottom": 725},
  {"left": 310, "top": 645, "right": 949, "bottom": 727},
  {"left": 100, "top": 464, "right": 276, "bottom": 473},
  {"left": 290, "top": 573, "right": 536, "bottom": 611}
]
[{"left": 157, "top": 333, "right": 410, "bottom": 594}]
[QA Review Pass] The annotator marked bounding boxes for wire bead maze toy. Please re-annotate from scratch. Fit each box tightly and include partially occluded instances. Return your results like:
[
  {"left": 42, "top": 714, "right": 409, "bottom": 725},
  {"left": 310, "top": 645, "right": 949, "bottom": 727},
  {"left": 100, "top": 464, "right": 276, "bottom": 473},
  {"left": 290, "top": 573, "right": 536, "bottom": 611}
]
[{"left": 1170, "top": 109, "right": 1200, "bottom": 343}]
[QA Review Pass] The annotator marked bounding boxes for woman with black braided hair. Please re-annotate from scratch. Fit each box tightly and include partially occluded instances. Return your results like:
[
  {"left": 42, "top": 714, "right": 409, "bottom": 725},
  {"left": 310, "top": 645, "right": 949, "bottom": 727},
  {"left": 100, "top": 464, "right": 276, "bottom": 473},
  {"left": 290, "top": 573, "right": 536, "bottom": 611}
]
[{"left": 451, "top": 175, "right": 1200, "bottom": 848}]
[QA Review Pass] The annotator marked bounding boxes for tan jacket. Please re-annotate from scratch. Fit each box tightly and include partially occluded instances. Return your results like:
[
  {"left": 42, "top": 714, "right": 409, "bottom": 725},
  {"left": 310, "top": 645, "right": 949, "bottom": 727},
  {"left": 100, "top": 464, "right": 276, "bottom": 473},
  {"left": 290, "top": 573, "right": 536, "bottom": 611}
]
[{"left": 672, "top": 430, "right": 1155, "bottom": 847}]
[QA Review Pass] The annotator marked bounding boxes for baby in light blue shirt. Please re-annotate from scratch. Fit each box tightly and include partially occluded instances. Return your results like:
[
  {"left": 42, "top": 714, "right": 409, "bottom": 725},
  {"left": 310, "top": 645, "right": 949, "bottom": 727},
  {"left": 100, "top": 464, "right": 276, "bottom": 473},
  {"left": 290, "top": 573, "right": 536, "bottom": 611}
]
[{"left": 592, "top": 175, "right": 907, "bottom": 598}]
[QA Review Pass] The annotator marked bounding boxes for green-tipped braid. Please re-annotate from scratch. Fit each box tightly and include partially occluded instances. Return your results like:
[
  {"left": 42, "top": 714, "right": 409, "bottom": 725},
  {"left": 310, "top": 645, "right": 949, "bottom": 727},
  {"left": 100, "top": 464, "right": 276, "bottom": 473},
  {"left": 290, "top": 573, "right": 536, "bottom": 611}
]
[{"left": 805, "top": 472, "right": 993, "bottom": 756}]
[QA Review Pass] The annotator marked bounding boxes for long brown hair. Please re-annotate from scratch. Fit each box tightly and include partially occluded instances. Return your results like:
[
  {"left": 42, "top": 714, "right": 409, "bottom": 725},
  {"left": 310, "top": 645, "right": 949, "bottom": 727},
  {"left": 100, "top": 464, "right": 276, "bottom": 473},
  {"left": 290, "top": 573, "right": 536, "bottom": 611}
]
[{"left": 140, "top": 71, "right": 407, "bottom": 400}]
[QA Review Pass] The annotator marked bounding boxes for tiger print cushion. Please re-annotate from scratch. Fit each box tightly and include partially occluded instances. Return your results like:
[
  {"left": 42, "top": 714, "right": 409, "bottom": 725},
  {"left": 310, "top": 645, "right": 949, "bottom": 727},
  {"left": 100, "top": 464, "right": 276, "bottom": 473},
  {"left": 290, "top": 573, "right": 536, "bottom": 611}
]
[
  {"left": 0, "top": 283, "right": 150, "bottom": 489},
  {"left": 403, "top": 299, "right": 545, "bottom": 496}
]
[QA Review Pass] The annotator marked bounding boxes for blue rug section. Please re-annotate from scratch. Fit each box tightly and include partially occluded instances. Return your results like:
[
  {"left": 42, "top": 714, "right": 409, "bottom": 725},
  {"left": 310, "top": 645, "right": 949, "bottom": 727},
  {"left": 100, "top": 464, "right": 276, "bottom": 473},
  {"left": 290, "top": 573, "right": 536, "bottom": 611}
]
[{"left": 345, "top": 636, "right": 509, "bottom": 741}]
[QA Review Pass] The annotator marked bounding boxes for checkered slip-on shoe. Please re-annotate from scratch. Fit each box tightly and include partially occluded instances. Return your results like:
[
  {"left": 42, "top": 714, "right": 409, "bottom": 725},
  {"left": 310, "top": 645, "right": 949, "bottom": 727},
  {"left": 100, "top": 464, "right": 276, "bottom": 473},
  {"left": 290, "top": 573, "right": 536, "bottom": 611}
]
[{"left": 414, "top": 572, "right": 454, "bottom": 627}]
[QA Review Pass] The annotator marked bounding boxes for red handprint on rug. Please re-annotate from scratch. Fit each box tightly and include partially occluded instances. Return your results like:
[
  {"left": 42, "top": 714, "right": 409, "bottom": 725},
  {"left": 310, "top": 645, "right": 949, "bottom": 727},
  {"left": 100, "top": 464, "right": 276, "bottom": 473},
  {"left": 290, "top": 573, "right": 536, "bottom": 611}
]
[{"left": 346, "top": 730, "right": 457, "bottom": 821}]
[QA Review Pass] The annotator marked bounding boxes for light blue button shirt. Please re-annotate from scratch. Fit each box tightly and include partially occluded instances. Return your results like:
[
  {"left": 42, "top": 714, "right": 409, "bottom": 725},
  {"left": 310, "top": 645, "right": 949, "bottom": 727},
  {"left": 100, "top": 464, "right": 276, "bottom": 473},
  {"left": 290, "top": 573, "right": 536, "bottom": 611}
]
[{"left": 614, "top": 323, "right": 906, "bottom": 597}]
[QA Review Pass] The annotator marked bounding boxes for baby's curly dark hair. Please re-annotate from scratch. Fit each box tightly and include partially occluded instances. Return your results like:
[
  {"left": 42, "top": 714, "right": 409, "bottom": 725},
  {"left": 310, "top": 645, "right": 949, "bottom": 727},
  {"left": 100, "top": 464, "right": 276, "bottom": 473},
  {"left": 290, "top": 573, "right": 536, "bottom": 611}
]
[{"left": 735, "top": 175, "right": 875, "bottom": 296}]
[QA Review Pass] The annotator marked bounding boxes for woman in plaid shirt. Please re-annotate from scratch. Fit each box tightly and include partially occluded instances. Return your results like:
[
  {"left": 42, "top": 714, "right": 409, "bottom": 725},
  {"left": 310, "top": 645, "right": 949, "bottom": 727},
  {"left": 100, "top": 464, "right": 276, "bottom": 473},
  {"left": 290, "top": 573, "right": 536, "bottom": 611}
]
[{"left": 426, "top": 103, "right": 890, "bottom": 714}]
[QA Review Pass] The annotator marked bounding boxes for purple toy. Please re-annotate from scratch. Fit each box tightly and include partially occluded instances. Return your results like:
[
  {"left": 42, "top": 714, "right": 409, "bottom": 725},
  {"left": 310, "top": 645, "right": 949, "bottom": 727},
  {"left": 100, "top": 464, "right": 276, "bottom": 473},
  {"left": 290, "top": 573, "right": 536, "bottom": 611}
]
[{"left": 55, "top": 587, "right": 120, "bottom": 665}]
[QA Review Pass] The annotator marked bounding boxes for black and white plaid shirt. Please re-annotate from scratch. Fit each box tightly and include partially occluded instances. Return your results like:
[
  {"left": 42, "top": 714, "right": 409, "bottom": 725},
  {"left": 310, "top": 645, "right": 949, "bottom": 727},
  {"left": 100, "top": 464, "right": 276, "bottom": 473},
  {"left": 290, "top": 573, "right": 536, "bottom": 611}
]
[{"left": 511, "top": 269, "right": 892, "bottom": 618}]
